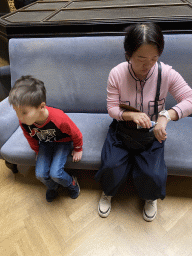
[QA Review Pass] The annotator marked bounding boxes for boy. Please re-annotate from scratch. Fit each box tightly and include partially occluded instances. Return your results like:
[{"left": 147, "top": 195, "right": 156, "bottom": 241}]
[{"left": 9, "top": 75, "right": 83, "bottom": 202}]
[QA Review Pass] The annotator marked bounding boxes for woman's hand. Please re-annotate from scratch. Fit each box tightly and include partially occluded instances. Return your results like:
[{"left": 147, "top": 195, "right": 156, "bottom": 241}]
[
  {"left": 153, "top": 117, "right": 168, "bottom": 143},
  {"left": 122, "top": 111, "right": 152, "bottom": 129},
  {"left": 71, "top": 150, "right": 83, "bottom": 162},
  {"left": 154, "top": 109, "right": 178, "bottom": 143}
]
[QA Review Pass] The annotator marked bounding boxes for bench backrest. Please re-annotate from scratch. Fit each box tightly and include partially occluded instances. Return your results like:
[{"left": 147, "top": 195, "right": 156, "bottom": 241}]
[
  {"left": 9, "top": 36, "right": 124, "bottom": 113},
  {"left": 9, "top": 34, "right": 192, "bottom": 113},
  {"left": 160, "top": 34, "right": 192, "bottom": 110}
]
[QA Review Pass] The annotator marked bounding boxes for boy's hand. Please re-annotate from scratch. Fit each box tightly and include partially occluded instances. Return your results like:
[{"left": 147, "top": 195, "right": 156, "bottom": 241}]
[{"left": 71, "top": 150, "right": 83, "bottom": 162}]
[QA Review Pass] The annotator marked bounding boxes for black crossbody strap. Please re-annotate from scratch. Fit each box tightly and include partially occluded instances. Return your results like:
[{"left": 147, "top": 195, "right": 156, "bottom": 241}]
[{"left": 154, "top": 61, "right": 162, "bottom": 121}]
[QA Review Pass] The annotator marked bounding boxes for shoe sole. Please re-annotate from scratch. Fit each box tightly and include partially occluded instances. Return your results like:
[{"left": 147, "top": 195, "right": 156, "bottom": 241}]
[
  {"left": 143, "top": 209, "right": 157, "bottom": 222},
  {"left": 98, "top": 205, "right": 111, "bottom": 218},
  {"left": 46, "top": 190, "right": 58, "bottom": 202}
]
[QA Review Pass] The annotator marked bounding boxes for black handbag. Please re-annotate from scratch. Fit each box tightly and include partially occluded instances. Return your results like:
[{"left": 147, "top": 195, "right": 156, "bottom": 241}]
[{"left": 116, "top": 61, "right": 162, "bottom": 150}]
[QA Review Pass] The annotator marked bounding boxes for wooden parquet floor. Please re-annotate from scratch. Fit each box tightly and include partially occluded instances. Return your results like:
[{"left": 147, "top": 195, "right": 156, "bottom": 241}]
[{"left": 1, "top": 159, "right": 192, "bottom": 256}]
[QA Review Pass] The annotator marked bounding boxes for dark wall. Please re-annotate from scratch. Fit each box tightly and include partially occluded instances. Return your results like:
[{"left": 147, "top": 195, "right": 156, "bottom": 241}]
[
  {"left": 0, "top": 0, "right": 10, "bottom": 16},
  {"left": 14, "top": 0, "right": 37, "bottom": 9}
]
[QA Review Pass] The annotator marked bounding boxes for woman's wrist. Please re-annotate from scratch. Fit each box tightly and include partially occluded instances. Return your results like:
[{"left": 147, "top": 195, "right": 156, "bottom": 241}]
[
  {"left": 157, "top": 116, "right": 169, "bottom": 126},
  {"left": 168, "top": 109, "right": 179, "bottom": 121},
  {"left": 122, "top": 111, "right": 134, "bottom": 121},
  {"left": 158, "top": 110, "right": 171, "bottom": 122},
  {"left": 158, "top": 109, "right": 179, "bottom": 122}
]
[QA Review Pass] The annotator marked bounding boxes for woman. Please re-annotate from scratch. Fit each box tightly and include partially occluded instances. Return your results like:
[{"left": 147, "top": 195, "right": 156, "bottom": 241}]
[{"left": 95, "top": 23, "right": 192, "bottom": 221}]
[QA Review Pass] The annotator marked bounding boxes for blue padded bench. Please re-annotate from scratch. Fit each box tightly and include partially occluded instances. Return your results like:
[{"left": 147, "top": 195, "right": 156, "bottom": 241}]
[{"left": 0, "top": 34, "right": 192, "bottom": 176}]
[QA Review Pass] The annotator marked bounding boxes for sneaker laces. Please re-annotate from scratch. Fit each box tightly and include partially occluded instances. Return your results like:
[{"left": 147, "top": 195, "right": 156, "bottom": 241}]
[
  {"left": 145, "top": 200, "right": 157, "bottom": 209},
  {"left": 101, "top": 193, "right": 111, "bottom": 203},
  {"left": 146, "top": 200, "right": 154, "bottom": 205}
]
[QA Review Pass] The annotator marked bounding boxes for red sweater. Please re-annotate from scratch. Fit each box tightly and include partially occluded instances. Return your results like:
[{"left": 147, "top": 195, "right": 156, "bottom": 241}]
[{"left": 20, "top": 106, "right": 83, "bottom": 154}]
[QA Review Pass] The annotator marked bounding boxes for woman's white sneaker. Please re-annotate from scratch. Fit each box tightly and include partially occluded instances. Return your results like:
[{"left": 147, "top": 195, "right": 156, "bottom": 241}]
[
  {"left": 98, "top": 192, "right": 112, "bottom": 218},
  {"left": 143, "top": 200, "right": 157, "bottom": 222}
]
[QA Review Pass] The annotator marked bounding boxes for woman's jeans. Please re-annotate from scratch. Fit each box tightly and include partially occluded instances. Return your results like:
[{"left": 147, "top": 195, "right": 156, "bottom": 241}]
[{"left": 36, "top": 141, "right": 73, "bottom": 190}]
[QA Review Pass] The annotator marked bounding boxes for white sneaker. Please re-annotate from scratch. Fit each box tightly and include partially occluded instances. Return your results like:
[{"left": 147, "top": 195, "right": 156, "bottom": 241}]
[
  {"left": 143, "top": 200, "right": 157, "bottom": 222},
  {"left": 98, "top": 192, "right": 112, "bottom": 218}
]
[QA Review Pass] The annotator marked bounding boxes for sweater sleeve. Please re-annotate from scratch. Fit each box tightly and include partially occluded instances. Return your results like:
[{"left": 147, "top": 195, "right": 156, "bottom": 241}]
[
  {"left": 169, "top": 69, "right": 192, "bottom": 118},
  {"left": 60, "top": 115, "right": 83, "bottom": 152},
  {"left": 19, "top": 121, "right": 39, "bottom": 154},
  {"left": 107, "top": 68, "right": 125, "bottom": 121}
]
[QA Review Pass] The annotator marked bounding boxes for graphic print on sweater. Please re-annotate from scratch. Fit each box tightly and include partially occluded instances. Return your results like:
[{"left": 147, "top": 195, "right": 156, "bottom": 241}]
[
  {"left": 22, "top": 121, "right": 70, "bottom": 143},
  {"left": 29, "top": 127, "right": 57, "bottom": 142}
]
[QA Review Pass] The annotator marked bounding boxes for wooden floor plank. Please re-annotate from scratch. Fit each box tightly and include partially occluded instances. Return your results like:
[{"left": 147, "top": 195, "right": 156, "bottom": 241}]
[{"left": 1, "top": 153, "right": 192, "bottom": 256}]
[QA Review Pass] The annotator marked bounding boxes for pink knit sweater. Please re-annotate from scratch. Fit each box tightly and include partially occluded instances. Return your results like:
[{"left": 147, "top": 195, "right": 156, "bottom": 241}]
[{"left": 107, "top": 61, "right": 192, "bottom": 121}]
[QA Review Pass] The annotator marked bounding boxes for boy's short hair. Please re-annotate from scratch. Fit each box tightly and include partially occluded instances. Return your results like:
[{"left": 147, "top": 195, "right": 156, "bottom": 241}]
[{"left": 9, "top": 75, "right": 46, "bottom": 108}]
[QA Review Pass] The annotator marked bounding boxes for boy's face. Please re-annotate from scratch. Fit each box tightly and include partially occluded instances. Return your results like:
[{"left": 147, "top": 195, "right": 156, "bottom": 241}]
[{"left": 13, "top": 104, "right": 44, "bottom": 126}]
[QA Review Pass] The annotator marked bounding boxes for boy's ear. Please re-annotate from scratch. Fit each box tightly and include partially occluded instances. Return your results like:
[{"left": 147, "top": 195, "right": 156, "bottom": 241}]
[{"left": 40, "top": 102, "right": 46, "bottom": 109}]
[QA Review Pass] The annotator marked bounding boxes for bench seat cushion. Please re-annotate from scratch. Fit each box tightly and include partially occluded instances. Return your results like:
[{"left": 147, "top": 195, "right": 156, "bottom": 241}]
[
  {"left": 165, "top": 117, "right": 192, "bottom": 176},
  {"left": 2, "top": 114, "right": 192, "bottom": 176}
]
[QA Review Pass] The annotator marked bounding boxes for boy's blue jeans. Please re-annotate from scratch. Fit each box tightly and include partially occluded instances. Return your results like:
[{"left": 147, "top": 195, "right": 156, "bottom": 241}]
[{"left": 36, "top": 141, "right": 73, "bottom": 190}]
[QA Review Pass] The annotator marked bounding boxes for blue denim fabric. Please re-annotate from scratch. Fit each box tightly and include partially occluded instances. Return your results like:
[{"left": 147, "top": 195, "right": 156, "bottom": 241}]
[{"left": 36, "top": 141, "right": 73, "bottom": 190}]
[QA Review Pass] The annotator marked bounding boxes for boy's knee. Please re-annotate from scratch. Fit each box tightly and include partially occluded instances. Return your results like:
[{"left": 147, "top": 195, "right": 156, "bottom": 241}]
[
  {"left": 36, "top": 173, "right": 47, "bottom": 183},
  {"left": 51, "top": 176, "right": 69, "bottom": 187},
  {"left": 50, "top": 175, "right": 59, "bottom": 183}
]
